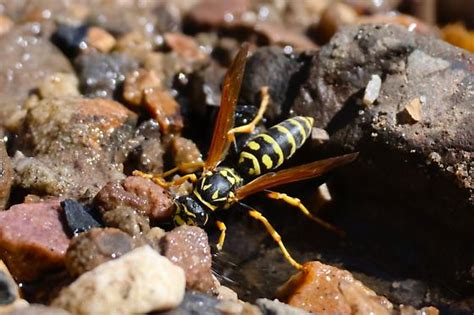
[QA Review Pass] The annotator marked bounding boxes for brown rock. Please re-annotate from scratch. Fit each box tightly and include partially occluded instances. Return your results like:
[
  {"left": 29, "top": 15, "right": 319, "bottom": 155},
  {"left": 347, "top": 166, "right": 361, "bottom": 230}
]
[
  {"left": 314, "top": 2, "right": 358, "bottom": 43},
  {"left": 0, "top": 15, "right": 13, "bottom": 35},
  {"left": 102, "top": 206, "right": 150, "bottom": 236},
  {"left": 86, "top": 26, "right": 116, "bottom": 53},
  {"left": 357, "top": 14, "right": 439, "bottom": 36},
  {"left": 397, "top": 97, "right": 423, "bottom": 124},
  {"left": 186, "top": 0, "right": 250, "bottom": 30},
  {"left": 0, "top": 24, "right": 73, "bottom": 130},
  {"left": 95, "top": 176, "right": 174, "bottom": 222},
  {"left": 253, "top": 22, "right": 318, "bottom": 51},
  {"left": 0, "top": 142, "right": 13, "bottom": 210},
  {"left": 37, "top": 73, "right": 79, "bottom": 99},
  {"left": 115, "top": 31, "right": 155, "bottom": 61},
  {"left": 65, "top": 228, "right": 135, "bottom": 277},
  {"left": 12, "top": 98, "right": 136, "bottom": 201},
  {"left": 6, "top": 305, "right": 70, "bottom": 315},
  {"left": 161, "top": 225, "right": 216, "bottom": 294},
  {"left": 169, "top": 136, "right": 203, "bottom": 172},
  {"left": 0, "top": 200, "right": 70, "bottom": 281},
  {"left": 0, "top": 260, "right": 28, "bottom": 313},
  {"left": 164, "top": 32, "right": 207, "bottom": 62},
  {"left": 144, "top": 227, "right": 167, "bottom": 252},
  {"left": 144, "top": 87, "right": 183, "bottom": 134},
  {"left": 279, "top": 261, "right": 438, "bottom": 315},
  {"left": 123, "top": 69, "right": 162, "bottom": 106}
]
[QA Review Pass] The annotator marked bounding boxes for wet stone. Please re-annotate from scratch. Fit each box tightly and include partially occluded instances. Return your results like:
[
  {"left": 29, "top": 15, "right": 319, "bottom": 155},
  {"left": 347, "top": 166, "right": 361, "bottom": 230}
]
[
  {"left": 61, "top": 199, "right": 102, "bottom": 236},
  {"left": 86, "top": 26, "right": 116, "bottom": 53},
  {"left": 74, "top": 51, "right": 139, "bottom": 98},
  {"left": 127, "top": 119, "right": 164, "bottom": 174},
  {"left": 65, "top": 228, "right": 135, "bottom": 277},
  {"left": 256, "top": 298, "right": 310, "bottom": 315},
  {"left": 51, "top": 24, "right": 88, "bottom": 57},
  {"left": 6, "top": 305, "right": 71, "bottom": 315},
  {"left": 161, "top": 226, "right": 216, "bottom": 294},
  {"left": 185, "top": 0, "right": 251, "bottom": 31},
  {"left": 0, "top": 142, "right": 13, "bottom": 210},
  {"left": 158, "top": 291, "right": 220, "bottom": 315},
  {"left": 102, "top": 206, "right": 150, "bottom": 237},
  {"left": 37, "top": 73, "right": 80, "bottom": 99}
]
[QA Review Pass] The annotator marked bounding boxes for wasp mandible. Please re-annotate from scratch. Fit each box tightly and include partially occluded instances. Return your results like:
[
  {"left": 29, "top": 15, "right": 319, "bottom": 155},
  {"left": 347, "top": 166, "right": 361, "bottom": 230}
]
[{"left": 135, "top": 44, "right": 358, "bottom": 269}]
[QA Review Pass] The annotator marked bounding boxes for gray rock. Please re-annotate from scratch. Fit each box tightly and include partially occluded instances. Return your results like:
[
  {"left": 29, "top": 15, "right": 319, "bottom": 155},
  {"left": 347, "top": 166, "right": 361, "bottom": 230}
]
[
  {"left": 291, "top": 24, "right": 473, "bottom": 285},
  {"left": 75, "top": 52, "right": 138, "bottom": 98},
  {"left": 6, "top": 305, "right": 70, "bottom": 315},
  {"left": 0, "top": 142, "right": 13, "bottom": 210},
  {"left": 256, "top": 299, "right": 310, "bottom": 315}
]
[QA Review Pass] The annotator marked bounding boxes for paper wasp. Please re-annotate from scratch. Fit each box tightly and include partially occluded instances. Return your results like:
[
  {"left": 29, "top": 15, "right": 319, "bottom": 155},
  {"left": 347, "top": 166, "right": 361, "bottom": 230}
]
[{"left": 135, "top": 44, "right": 357, "bottom": 269}]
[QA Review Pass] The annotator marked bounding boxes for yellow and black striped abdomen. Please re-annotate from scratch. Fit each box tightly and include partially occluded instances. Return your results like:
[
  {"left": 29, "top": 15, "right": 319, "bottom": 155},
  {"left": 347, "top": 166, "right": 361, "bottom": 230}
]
[{"left": 237, "top": 116, "right": 314, "bottom": 177}]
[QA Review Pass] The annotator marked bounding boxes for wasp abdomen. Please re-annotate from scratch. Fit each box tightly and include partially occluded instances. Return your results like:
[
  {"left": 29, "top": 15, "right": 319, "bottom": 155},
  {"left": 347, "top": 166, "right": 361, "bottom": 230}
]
[{"left": 238, "top": 116, "right": 314, "bottom": 176}]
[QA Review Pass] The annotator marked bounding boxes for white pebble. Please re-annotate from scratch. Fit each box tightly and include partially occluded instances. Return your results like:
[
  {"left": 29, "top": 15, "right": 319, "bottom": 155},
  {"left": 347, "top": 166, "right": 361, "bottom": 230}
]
[{"left": 363, "top": 74, "right": 382, "bottom": 107}]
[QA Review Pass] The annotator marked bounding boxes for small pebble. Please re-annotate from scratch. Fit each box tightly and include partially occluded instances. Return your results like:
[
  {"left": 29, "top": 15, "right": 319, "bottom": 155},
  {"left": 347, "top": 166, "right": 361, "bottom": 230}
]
[
  {"left": 397, "top": 97, "right": 423, "bottom": 124},
  {"left": 102, "top": 206, "right": 150, "bottom": 236},
  {"left": 363, "top": 74, "right": 382, "bottom": 107},
  {"left": 86, "top": 26, "right": 116, "bottom": 53},
  {"left": 38, "top": 73, "right": 80, "bottom": 99},
  {"left": 61, "top": 199, "right": 102, "bottom": 236}
]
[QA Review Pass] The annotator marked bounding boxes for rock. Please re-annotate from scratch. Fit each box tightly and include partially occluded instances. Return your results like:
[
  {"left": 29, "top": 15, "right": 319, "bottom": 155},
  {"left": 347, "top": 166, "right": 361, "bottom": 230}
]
[
  {"left": 256, "top": 298, "right": 310, "bottom": 315},
  {"left": 252, "top": 22, "right": 318, "bottom": 51},
  {"left": 37, "top": 73, "right": 80, "bottom": 99},
  {"left": 65, "top": 228, "right": 135, "bottom": 277},
  {"left": 357, "top": 14, "right": 439, "bottom": 36},
  {"left": 313, "top": 2, "right": 358, "bottom": 43},
  {"left": 278, "top": 261, "right": 437, "bottom": 315},
  {"left": 0, "top": 260, "right": 28, "bottom": 313},
  {"left": 12, "top": 98, "right": 135, "bottom": 201},
  {"left": 144, "top": 87, "right": 184, "bottom": 134},
  {"left": 164, "top": 32, "right": 207, "bottom": 63},
  {"left": 396, "top": 97, "right": 423, "bottom": 124},
  {"left": 291, "top": 24, "right": 474, "bottom": 285},
  {"left": 144, "top": 227, "right": 167, "bottom": 252},
  {"left": 161, "top": 225, "right": 216, "bottom": 294},
  {"left": 363, "top": 74, "right": 382, "bottom": 107},
  {"left": 127, "top": 119, "right": 164, "bottom": 174},
  {"left": 53, "top": 246, "right": 185, "bottom": 314},
  {"left": 169, "top": 136, "right": 203, "bottom": 173},
  {"left": 61, "top": 199, "right": 102, "bottom": 235},
  {"left": 185, "top": 0, "right": 250, "bottom": 31},
  {"left": 0, "top": 23, "right": 73, "bottom": 130},
  {"left": 74, "top": 52, "right": 139, "bottom": 98},
  {"left": 239, "top": 47, "right": 304, "bottom": 123},
  {"left": 0, "top": 200, "right": 70, "bottom": 281},
  {"left": 115, "top": 31, "right": 156, "bottom": 62},
  {"left": 102, "top": 206, "right": 150, "bottom": 236},
  {"left": 0, "top": 15, "right": 13, "bottom": 35},
  {"left": 95, "top": 176, "right": 174, "bottom": 222},
  {"left": 123, "top": 69, "right": 162, "bottom": 106},
  {"left": 158, "top": 291, "right": 221, "bottom": 315},
  {"left": 342, "top": 0, "right": 401, "bottom": 14},
  {"left": 0, "top": 142, "right": 13, "bottom": 210},
  {"left": 86, "top": 27, "right": 116, "bottom": 53},
  {"left": 51, "top": 24, "right": 88, "bottom": 57},
  {"left": 6, "top": 305, "right": 70, "bottom": 315}
]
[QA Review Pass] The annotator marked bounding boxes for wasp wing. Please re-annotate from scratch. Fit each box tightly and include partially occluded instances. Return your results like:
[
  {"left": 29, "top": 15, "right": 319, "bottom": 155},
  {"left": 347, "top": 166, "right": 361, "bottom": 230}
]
[
  {"left": 235, "top": 153, "right": 358, "bottom": 200},
  {"left": 205, "top": 43, "right": 249, "bottom": 171}
]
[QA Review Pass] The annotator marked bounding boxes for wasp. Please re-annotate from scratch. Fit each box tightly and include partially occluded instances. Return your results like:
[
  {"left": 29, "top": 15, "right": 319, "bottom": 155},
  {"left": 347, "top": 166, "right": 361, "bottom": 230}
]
[{"left": 135, "top": 44, "right": 357, "bottom": 269}]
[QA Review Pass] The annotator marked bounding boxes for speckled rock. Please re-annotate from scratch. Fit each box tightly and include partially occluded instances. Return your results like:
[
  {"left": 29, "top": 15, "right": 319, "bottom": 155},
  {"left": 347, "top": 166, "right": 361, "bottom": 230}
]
[
  {"left": 161, "top": 226, "right": 216, "bottom": 294},
  {"left": 291, "top": 24, "right": 474, "bottom": 286},
  {"left": 102, "top": 206, "right": 150, "bottom": 236},
  {"left": 65, "top": 228, "right": 135, "bottom": 277},
  {"left": 0, "top": 200, "right": 70, "bottom": 281},
  {"left": 12, "top": 98, "right": 136, "bottom": 201},
  {"left": 0, "top": 142, "right": 13, "bottom": 210},
  {"left": 95, "top": 176, "right": 174, "bottom": 222},
  {"left": 53, "top": 246, "right": 185, "bottom": 315},
  {"left": 0, "top": 23, "right": 73, "bottom": 130}
]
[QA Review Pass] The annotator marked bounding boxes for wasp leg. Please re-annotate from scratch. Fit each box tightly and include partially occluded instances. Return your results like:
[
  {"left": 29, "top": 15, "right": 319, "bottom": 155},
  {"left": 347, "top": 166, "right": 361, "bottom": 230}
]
[
  {"left": 248, "top": 209, "right": 303, "bottom": 270},
  {"left": 133, "top": 170, "right": 198, "bottom": 188},
  {"left": 162, "top": 161, "right": 205, "bottom": 178},
  {"left": 216, "top": 220, "right": 227, "bottom": 251},
  {"left": 266, "top": 191, "right": 345, "bottom": 237},
  {"left": 227, "top": 86, "right": 269, "bottom": 143}
]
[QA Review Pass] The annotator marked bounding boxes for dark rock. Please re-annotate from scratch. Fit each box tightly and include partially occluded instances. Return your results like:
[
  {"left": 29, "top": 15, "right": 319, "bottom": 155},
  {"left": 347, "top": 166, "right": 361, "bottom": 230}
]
[
  {"left": 74, "top": 52, "right": 139, "bottom": 98},
  {"left": 102, "top": 206, "right": 150, "bottom": 236},
  {"left": 239, "top": 47, "right": 305, "bottom": 123},
  {"left": 65, "top": 228, "right": 135, "bottom": 277},
  {"left": 256, "top": 298, "right": 310, "bottom": 315},
  {"left": 95, "top": 176, "right": 174, "bottom": 222},
  {"left": 161, "top": 226, "right": 216, "bottom": 294},
  {"left": 61, "top": 199, "right": 102, "bottom": 236},
  {"left": 51, "top": 24, "right": 88, "bottom": 57},
  {"left": 0, "top": 142, "right": 13, "bottom": 210},
  {"left": 12, "top": 98, "right": 136, "bottom": 201},
  {"left": 291, "top": 24, "right": 474, "bottom": 286},
  {"left": 158, "top": 291, "right": 220, "bottom": 315},
  {"left": 0, "top": 23, "right": 73, "bottom": 130},
  {"left": 0, "top": 268, "right": 17, "bottom": 305}
]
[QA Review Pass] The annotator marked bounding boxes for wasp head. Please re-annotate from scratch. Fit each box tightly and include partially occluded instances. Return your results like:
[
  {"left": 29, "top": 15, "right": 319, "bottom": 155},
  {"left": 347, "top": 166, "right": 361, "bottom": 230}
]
[{"left": 173, "top": 195, "right": 209, "bottom": 227}]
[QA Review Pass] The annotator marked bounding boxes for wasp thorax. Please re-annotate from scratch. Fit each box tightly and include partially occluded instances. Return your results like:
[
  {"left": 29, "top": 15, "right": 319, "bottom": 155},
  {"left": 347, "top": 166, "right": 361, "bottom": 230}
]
[{"left": 173, "top": 195, "right": 209, "bottom": 227}]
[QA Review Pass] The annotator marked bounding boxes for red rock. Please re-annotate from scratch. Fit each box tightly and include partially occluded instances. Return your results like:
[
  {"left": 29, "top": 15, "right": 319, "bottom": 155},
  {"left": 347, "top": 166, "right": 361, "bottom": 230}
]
[
  {"left": 144, "top": 88, "right": 183, "bottom": 134},
  {"left": 253, "top": 22, "right": 318, "bottom": 51},
  {"left": 164, "top": 33, "right": 207, "bottom": 62},
  {"left": 186, "top": 0, "right": 250, "bottom": 29},
  {"left": 279, "top": 261, "right": 438, "bottom": 315},
  {"left": 0, "top": 200, "right": 70, "bottom": 281}
]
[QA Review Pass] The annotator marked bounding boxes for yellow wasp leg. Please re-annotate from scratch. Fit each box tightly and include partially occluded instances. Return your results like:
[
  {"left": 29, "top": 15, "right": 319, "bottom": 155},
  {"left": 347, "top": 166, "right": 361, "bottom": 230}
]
[
  {"left": 227, "top": 86, "right": 269, "bottom": 143},
  {"left": 248, "top": 209, "right": 303, "bottom": 270},
  {"left": 266, "top": 191, "right": 345, "bottom": 237},
  {"left": 216, "top": 220, "right": 227, "bottom": 251},
  {"left": 133, "top": 170, "right": 198, "bottom": 188},
  {"left": 162, "top": 161, "right": 205, "bottom": 177}
]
